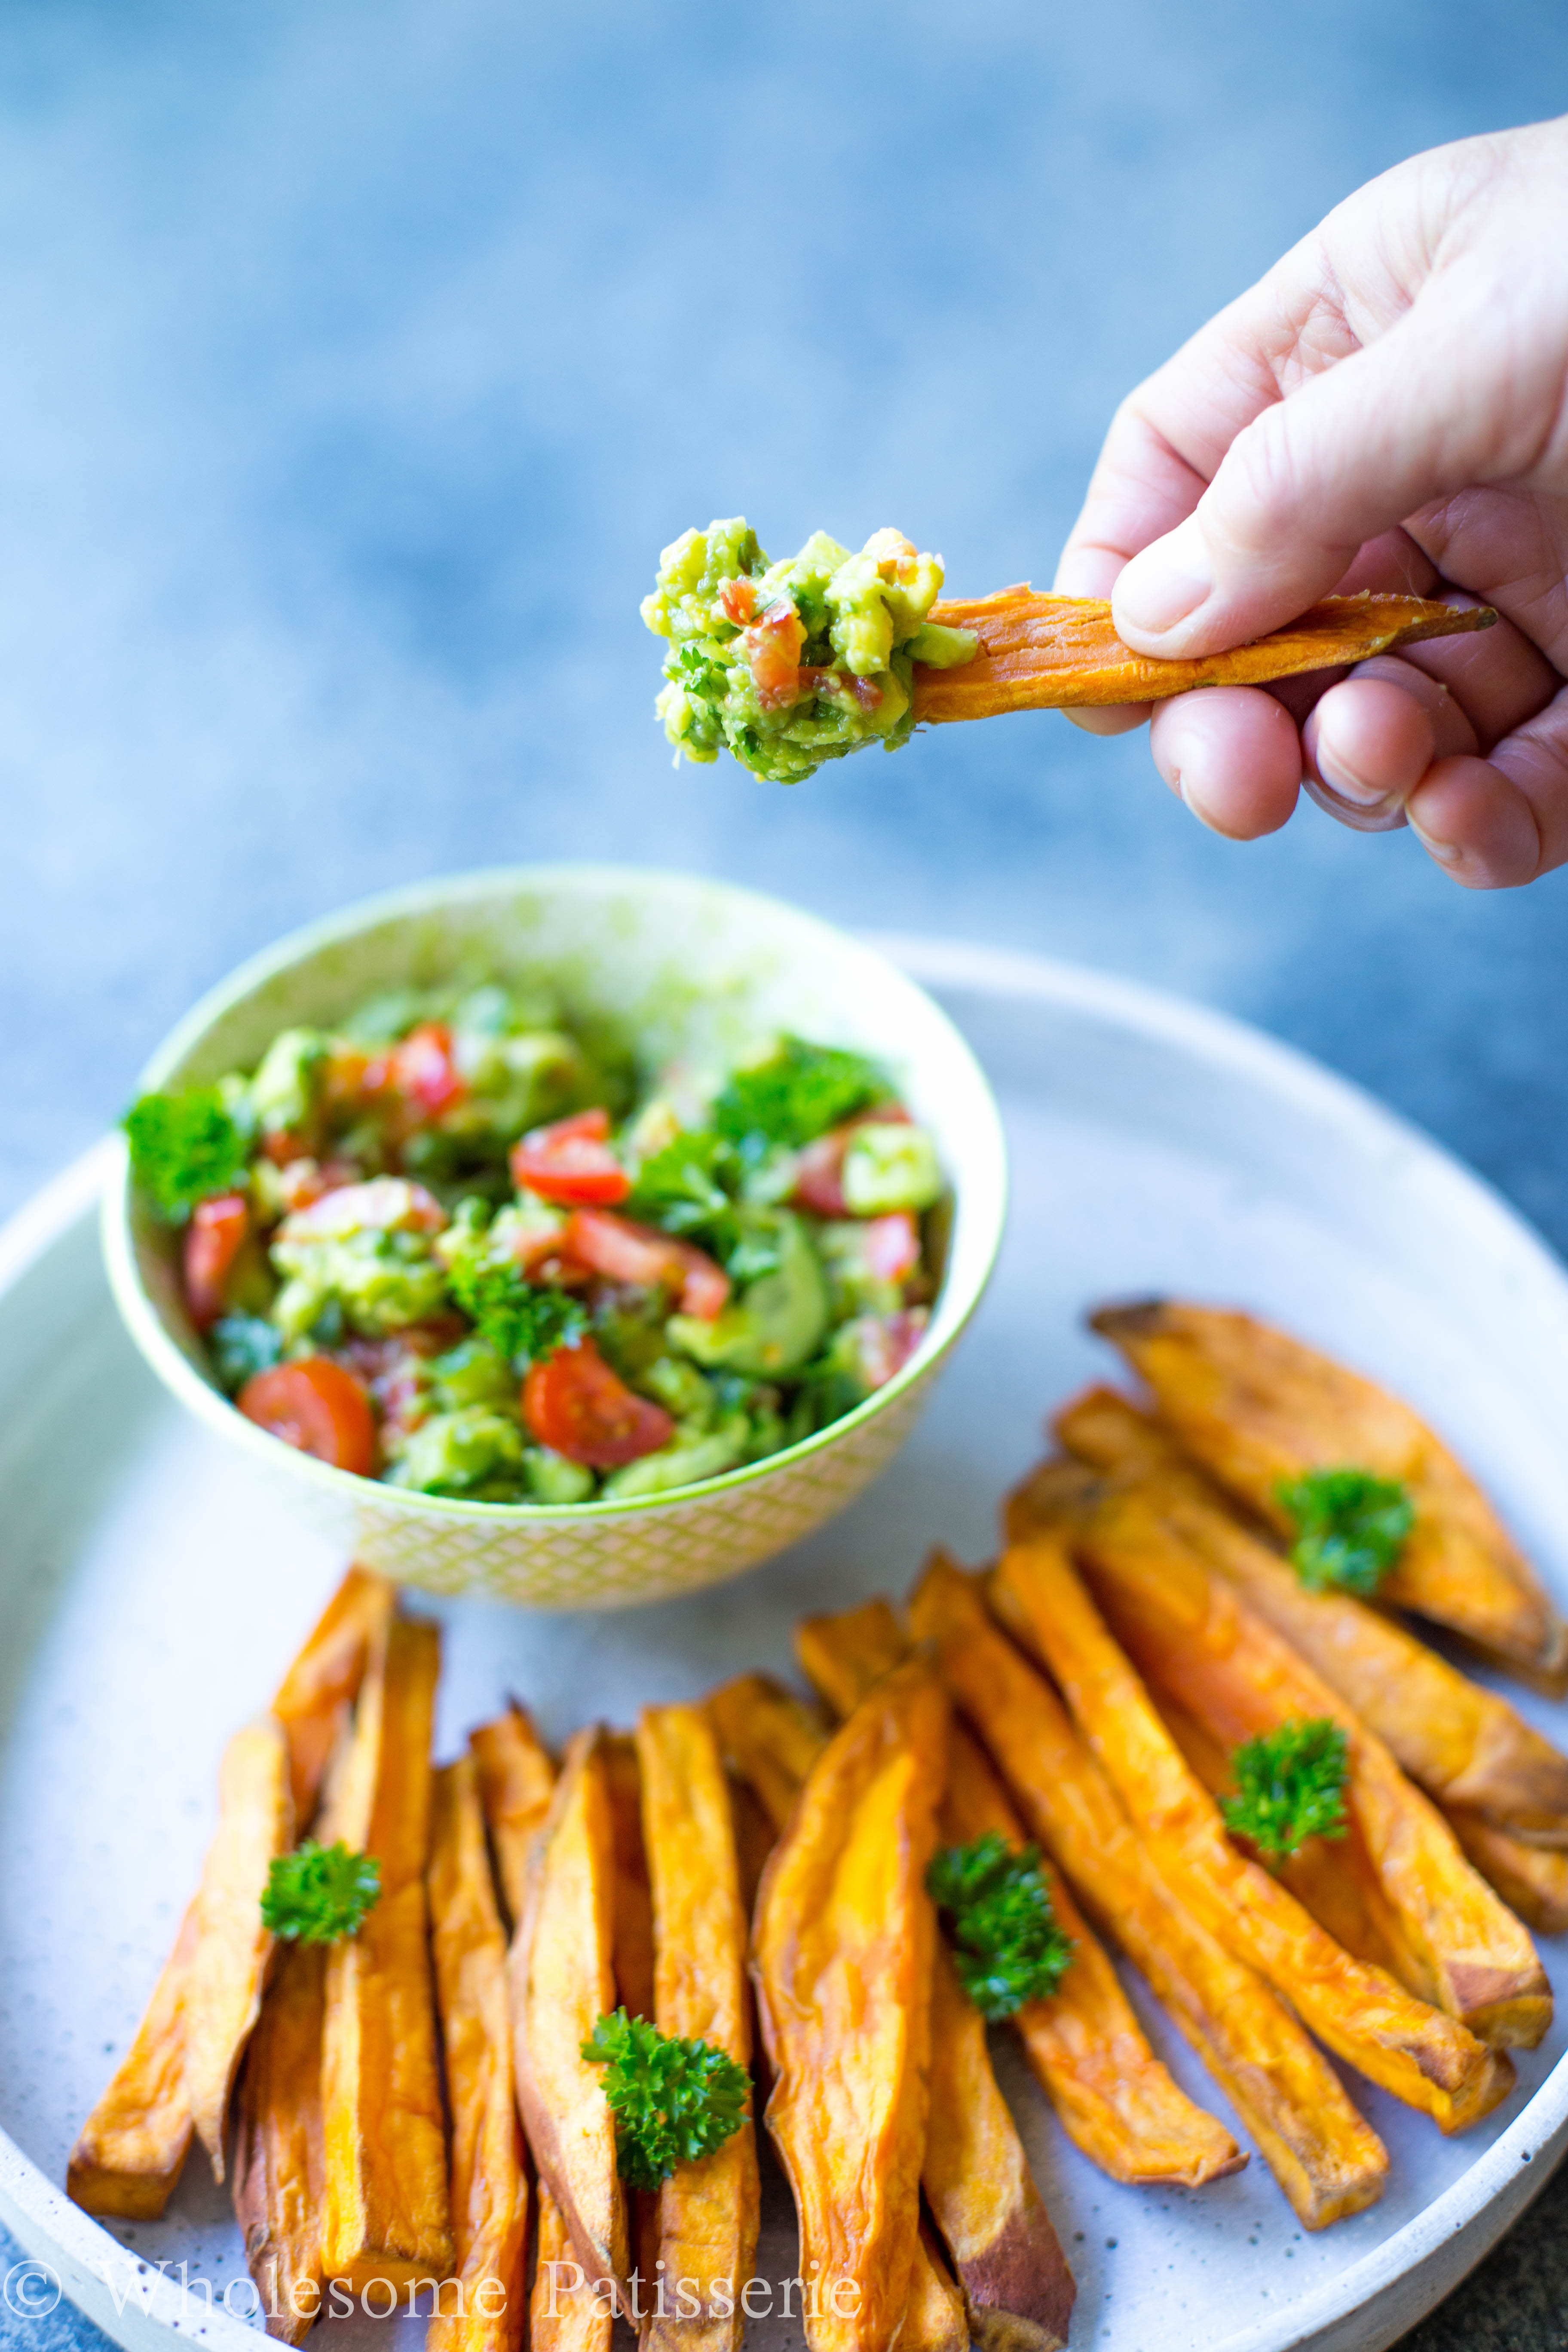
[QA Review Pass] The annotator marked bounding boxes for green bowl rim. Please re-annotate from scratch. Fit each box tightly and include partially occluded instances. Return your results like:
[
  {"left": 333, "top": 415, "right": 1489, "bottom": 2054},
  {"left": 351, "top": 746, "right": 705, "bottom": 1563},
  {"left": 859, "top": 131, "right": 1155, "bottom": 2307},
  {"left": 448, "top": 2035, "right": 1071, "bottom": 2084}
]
[{"left": 102, "top": 861, "right": 1008, "bottom": 1523}]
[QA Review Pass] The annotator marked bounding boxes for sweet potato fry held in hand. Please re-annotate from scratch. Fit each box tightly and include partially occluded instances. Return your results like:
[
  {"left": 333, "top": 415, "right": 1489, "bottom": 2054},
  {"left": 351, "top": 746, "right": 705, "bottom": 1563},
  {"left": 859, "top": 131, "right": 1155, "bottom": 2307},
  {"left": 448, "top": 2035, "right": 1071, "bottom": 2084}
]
[
  {"left": 510, "top": 1726, "right": 630, "bottom": 2315},
  {"left": 752, "top": 1661, "right": 949, "bottom": 2352},
  {"left": 1090, "top": 1301, "right": 1568, "bottom": 1691},
  {"left": 1067, "top": 1486, "right": 1551, "bottom": 2050},
  {"left": 428, "top": 1757, "right": 528, "bottom": 2352},
  {"left": 912, "top": 590, "right": 1494, "bottom": 720},
  {"left": 320, "top": 1613, "right": 453, "bottom": 2291},
  {"left": 995, "top": 1537, "right": 1513, "bottom": 2130},
  {"left": 636, "top": 1704, "right": 759, "bottom": 2352},
  {"left": 795, "top": 1602, "right": 1076, "bottom": 2352},
  {"left": 910, "top": 1553, "right": 1387, "bottom": 2229}
]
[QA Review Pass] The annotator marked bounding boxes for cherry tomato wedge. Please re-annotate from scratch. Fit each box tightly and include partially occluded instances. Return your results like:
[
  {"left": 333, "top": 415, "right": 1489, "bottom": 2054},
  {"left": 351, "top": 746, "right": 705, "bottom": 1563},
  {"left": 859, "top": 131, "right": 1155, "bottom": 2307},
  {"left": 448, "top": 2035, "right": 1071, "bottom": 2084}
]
[
  {"left": 183, "top": 1193, "right": 252, "bottom": 1330},
  {"left": 562, "top": 1207, "right": 730, "bottom": 1320},
  {"left": 522, "top": 1339, "right": 674, "bottom": 1469},
  {"left": 510, "top": 1108, "right": 631, "bottom": 1207},
  {"left": 792, "top": 1103, "right": 911, "bottom": 1218},
  {"left": 238, "top": 1358, "right": 377, "bottom": 1476},
  {"left": 862, "top": 1210, "right": 921, "bottom": 1285},
  {"left": 390, "top": 1020, "right": 466, "bottom": 1119}
]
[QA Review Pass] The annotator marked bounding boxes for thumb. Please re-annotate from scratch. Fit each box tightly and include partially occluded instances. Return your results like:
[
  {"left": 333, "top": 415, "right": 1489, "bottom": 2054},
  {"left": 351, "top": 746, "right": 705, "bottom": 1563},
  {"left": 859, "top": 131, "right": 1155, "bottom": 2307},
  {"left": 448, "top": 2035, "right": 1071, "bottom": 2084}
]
[{"left": 1109, "top": 283, "right": 1522, "bottom": 657}]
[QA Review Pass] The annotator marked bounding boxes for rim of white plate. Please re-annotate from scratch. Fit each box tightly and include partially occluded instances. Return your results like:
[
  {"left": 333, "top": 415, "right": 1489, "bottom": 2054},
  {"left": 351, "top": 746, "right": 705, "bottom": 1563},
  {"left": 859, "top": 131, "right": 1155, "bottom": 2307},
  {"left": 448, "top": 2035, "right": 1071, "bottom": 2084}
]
[{"left": 0, "top": 937, "right": 1563, "bottom": 2352}]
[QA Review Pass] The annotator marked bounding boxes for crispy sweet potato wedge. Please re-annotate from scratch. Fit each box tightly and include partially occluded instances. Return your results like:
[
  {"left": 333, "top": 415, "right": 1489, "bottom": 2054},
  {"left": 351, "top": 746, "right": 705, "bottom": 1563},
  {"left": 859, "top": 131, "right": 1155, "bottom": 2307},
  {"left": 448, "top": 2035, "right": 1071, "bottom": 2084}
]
[
  {"left": 321, "top": 1613, "right": 453, "bottom": 2290},
  {"left": 637, "top": 1704, "right": 760, "bottom": 2352},
  {"left": 752, "top": 1661, "right": 949, "bottom": 2352},
  {"left": 903, "top": 2225, "right": 969, "bottom": 2352},
  {"left": 912, "top": 590, "right": 1494, "bottom": 721},
  {"left": 1090, "top": 1301, "right": 1568, "bottom": 1690},
  {"left": 232, "top": 1944, "right": 328, "bottom": 2345},
  {"left": 605, "top": 1732, "right": 657, "bottom": 2025},
  {"left": 273, "top": 1568, "right": 398, "bottom": 1827},
  {"left": 470, "top": 1700, "right": 556, "bottom": 1932},
  {"left": 727, "top": 1773, "right": 776, "bottom": 1916},
  {"left": 511, "top": 1726, "right": 629, "bottom": 2314},
  {"left": 910, "top": 1553, "right": 1387, "bottom": 2228},
  {"left": 1447, "top": 1815, "right": 1568, "bottom": 1938},
  {"left": 67, "top": 1901, "right": 201, "bottom": 2219},
  {"left": 797, "top": 1596, "right": 1239, "bottom": 2194},
  {"left": 707, "top": 1675, "right": 831, "bottom": 1833},
  {"left": 186, "top": 1715, "right": 295, "bottom": 2176},
  {"left": 429, "top": 1758, "right": 529, "bottom": 2352},
  {"left": 1065, "top": 1486, "right": 1552, "bottom": 2049},
  {"left": 532, "top": 2184, "right": 613, "bottom": 2352},
  {"left": 995, "top": 1535, "right": 1513, "bottom": 2128}
]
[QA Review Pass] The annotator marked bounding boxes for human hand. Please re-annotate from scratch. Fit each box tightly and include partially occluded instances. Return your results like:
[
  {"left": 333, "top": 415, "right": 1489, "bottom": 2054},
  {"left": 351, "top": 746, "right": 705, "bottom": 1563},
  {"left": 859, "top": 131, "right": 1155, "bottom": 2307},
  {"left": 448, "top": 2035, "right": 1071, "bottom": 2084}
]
[{"left": 1056, "top": 116, "right": 1568, "bottom": 886}]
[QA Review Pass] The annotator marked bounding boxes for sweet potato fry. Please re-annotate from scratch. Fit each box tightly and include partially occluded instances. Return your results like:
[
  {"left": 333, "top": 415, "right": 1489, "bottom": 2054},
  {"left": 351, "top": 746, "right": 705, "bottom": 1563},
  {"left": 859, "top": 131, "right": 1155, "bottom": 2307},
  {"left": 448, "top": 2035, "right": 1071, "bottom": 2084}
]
[
  {"left": 727, "top": 1773, "right": 775, "bottom": 1916},
  {"left": 470, "top": 1700, "right": 556, "bottom": 1932},
  {"left": 186, "top": 1715, "right": 294, "bottom": 2176},
  {"left": 231, "top": 1944, "right": 328, "bottom": 2345},
  {"left": 428, "top": 1758, "right": 529, "bottom": 2352},
  {"left": 995, "top": 1534, "right": 1513, "bottom": 2127},
  {"left": 1090, "top": 1301, "right": 1568, "bottom": 1690},
  {"left": 605, "top": 1732, "right": 657, "bottom": 2024},
  {"left": 532, "top": 2185, "right": 613, "bottom": 2352},
  {"left": 797, "top": 1597, "right": 1239, "bottom": 2193},
  {"left": 67, "top": 1901, "right": 200, "bottom": 2219},
  {"left": 706, "top": 1674, "right": 830, "bottom": 1833},
  {"left": 1448, "top": 1814, "right": 1568, "bottom": 1938},
  {"left": 751, "top": 1661, "right": 949, "bottom": 2352},
  {"left": 912, "top": 590, "right": 1494, "bottom": 721},
  {"left": 637, "top": 1704, "right": 760, "bottom": 2352},
  {"left": 910, "top": 1552, "right": 1387, "bottom": 2228},
  {"left": 511, "top": 1726, "right": 630, "bottom": 2314},
  {"left": 903, "top": 2225, "right": 968, "bottom": 2352},
  {"left": 273, "top": 1567, "right": 397, "bottom": 1827},
  {"left": 321, "top": 1613, "right": 453, "bottom": 2290},
  {"left": 1064, "top": 1485, "right": 1552, "bottom": 2049}
]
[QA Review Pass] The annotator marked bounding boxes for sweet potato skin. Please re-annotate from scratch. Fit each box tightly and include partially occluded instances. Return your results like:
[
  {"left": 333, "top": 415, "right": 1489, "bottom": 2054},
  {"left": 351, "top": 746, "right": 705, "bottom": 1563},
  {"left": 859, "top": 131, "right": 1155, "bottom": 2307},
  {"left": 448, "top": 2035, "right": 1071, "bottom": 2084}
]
[
  {"left": 995, "top": 1536, "right": 1513, "bottom": 2131},
  {"left": 321, "top": 1614, "right": 453, "bottom": 2291},
  {"left": 428, "top": 1758, "right": 529, "bottom": 2352},
  {"left": 231, "top": 1943, "right": 328, "bottom": 2345},
  {"left": 1069, "top": 1487, "right": 1552, "bottom": 2051},
  {"left": 751, "top": 1661, "right": 949, "bottom": 2352},
  {"left": 604, "top": 1732, "right": 657, "bottom": 2024},
  {"left": 273, "top": 1568, "right": 397, "bottom": 1827},
  {"left": 1090, "top": 1300, "right": 1568, "bottom": 1690},
  {"left": 707, "top": 1675, "right": 830, "bottom": 1834},
  {"left": 910, "top": 1553, "right": 1387, "bottom": 2230},
  {"left": 470, "top": 1702, "right": 556, "bottom": 1933},
  {"left": 637, "top": 1705, "right": 760, "bottom": 2352},
  {"left": 913, "top": 591, "right": 1494, "bottom": 719},
  {"left": 510, "top": 1726, "right": 629, "bottom": 2315},
  {"left": 67, "top": 1902, "right": 200, "bottom": 2220},
  {"left": 187, "top": 1715, "right": 294, "bottom": 2177}
]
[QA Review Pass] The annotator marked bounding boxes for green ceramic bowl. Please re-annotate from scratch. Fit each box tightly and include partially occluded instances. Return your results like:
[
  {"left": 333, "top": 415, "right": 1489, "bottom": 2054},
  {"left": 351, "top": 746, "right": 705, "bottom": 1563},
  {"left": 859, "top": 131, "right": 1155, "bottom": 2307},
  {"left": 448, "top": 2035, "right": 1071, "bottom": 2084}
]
[{"left": 102, "top": 865, "right": 1007, "bottom": 1608}]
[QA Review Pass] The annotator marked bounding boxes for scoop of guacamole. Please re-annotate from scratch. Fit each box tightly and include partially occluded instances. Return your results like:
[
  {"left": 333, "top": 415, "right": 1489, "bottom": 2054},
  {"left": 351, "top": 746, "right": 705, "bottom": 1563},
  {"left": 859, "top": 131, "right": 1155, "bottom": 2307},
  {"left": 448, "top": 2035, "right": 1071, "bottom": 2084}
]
[{"left": 641, "top": 520, "right": 977, "bottom": 784}]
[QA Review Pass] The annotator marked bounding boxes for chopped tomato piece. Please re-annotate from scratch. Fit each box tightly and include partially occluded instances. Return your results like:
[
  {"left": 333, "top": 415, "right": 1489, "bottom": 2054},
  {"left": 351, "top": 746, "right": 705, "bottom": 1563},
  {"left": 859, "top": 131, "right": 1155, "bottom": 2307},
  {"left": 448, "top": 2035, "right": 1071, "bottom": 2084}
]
[
  {"left": 510, "top": 1108, "right": 631, "bottom": 1207},
  {"left": 238, "top": 1359, "right": 377, "bottom": 1476},
  {"left": 855, "top": 1309, "right": 929, "bottom": 1392},
  {"left": 522, "top": 1340, "right": 674, "bottom": 1470},
  {"left": 862, "top": 1210, "right": 921, "bottom": 1285},
  {"left": 792, "top": 1103, "right": 911, "bottom": 1218},
  {"left": 389, "top": 1021, "right": 466, "bottom": 1119},
  {"left": 743, "top": 601, "right": 807, "bottom": 710},
  {"left": 718, "top": 576, "right": 757, "bottom": 625},
  {"left": 563, "top": 1207, "right": 730, "bottom": 1320},
  {"left": 183, "top": 1193, "right": 251, "bottom": 1330}
]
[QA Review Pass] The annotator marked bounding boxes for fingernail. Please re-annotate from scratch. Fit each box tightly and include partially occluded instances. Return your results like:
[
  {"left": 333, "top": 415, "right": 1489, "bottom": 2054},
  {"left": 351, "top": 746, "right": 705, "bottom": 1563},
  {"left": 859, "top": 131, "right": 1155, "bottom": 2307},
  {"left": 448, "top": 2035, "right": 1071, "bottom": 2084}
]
[
  {"left": 1409, "top": 814, "right": 1465, "bottom": 868},
  {"left": 1314, "top": 739, "right": 1394, "bottom": 810},
  {"left": 1115, "top": 519, "right": 1213, "bottom": 639}
]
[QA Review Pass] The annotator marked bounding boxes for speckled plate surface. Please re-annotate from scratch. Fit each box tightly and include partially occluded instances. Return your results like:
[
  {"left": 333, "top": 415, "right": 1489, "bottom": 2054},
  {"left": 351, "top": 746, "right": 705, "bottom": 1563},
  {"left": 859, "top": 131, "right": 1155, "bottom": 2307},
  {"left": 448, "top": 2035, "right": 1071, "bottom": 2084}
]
[{"left": 2, "top": 939, "right": 1567, "bottom": 2352}]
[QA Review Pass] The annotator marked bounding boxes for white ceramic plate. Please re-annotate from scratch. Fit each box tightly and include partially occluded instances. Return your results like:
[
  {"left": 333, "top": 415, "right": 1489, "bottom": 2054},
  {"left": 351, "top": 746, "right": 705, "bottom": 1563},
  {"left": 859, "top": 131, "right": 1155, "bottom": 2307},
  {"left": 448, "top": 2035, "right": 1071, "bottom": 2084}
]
[{"left": 1, "top": 939, "right": 1566, "bottom": 2352}]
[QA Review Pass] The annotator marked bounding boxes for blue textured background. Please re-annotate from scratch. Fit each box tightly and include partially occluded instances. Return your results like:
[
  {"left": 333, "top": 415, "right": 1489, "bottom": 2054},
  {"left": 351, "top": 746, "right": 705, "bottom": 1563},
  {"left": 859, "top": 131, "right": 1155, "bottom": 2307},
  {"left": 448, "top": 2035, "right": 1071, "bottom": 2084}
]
[{"left": 3, "top": 5, "right": 1567, "bottom": 2346}]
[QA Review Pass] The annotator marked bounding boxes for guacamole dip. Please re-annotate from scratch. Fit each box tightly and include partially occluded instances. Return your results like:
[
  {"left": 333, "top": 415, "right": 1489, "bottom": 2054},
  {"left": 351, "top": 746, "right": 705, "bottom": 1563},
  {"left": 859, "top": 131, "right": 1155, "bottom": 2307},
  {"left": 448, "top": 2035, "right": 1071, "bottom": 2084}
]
[
  {"left": 642, "top": 520, "right": 977, "bottom": 784},
  {"left": 125, "top": 990, "right": 945, "bottom": 1504}
]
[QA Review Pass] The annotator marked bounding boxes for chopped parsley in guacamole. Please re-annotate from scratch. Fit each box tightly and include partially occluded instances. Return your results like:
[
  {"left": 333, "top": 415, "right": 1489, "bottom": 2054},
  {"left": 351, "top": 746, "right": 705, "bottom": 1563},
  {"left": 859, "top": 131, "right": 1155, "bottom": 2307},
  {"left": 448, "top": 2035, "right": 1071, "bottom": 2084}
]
[
  {"left": 642, "top": 520, "right": 977, "bottom": 784},
  {"left": 124, "top": 989, "right": 944, "bottom": 1504}
]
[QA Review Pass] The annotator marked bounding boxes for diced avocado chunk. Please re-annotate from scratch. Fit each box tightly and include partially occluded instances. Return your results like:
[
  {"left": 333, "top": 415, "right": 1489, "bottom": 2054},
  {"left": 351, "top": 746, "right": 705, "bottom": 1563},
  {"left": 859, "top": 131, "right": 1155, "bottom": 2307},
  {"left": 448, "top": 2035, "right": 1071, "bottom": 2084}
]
[
  {"left": 249, "top": 1028, "right": 329, "bottom": 1137},
  {"left": 389, "top": 1406, "right": 526, "bottom": 1496},
  {"left": 667, "top": 1210, "right": 827, "bottom": 1377},
  {"left": 272, "top": 1226, "right": 447, "bottom": 1343},
  {"left": 600, "top": 1423, "right": 747, "bottom": 1500},
  {"left": 842, "top": 1122, "right": 943, "bottom": 1215},
  {"left": 429, "top": 1335, "right": 516, "bottom": 1412},
  {"left": 523, "top": 1446, "right": 595, "bottom": 1504},
  {"left": 906, "top": 619, "right": 978, "bottom": 669}
]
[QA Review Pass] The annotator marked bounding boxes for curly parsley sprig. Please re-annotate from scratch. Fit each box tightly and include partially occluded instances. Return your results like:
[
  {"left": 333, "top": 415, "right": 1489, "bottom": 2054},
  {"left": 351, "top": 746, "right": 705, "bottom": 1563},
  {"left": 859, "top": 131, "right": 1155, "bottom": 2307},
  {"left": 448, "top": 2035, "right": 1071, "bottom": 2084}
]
[
  {"left": 123, "top": 1087, "right": 250, "bottom": 1224},
  {"left": 582, "top": 2009, "right": 750, "bottom": 2191},
  {"left": 1220, "top": 1718, "right": 1350, "bottom": 1864},
  {"left": 713, "top": 1036, "right": 888, "bottom": 1157},
  {"left": 1278, "top": 1467, "right": 1415, "bottom": 1596},
  {"left": 261, "top": 1841, "right": 382, "bottom": 1944},
  {"left": 447, "top": 1254, "right": 588, "bottom": 1369},
  {"left": 927, "top": 1833, "right": 1074, "bottom": 2020}
]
